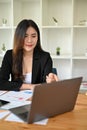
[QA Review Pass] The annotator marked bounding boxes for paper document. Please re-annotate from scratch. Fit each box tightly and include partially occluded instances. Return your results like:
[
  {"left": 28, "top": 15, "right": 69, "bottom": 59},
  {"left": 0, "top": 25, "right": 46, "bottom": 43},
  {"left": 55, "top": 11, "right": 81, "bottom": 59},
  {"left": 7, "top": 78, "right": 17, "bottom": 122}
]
[
  {"left": 0, "top": 90, "right": 33, "bottom": 102},
  {"left": 0, "top": 100, "right": 31, "bottom": 110},
  {"left": 5, "top": 113, "right": 48, "bottom": 125},
  {"left": 5, "top": 113, "right": 24, "bottom": 123},
  {"left": 80, "top": 82, "right": 87, "bottom": 93},
  {"left": 0, "top": 91, "right": 7, "bottom": 96},
  {"left": 34, "top": 118, "right": 48, "bottom": 125},
  {"left": 80, "top": 82, "right": 87, "bottom": 90},
  {"left": 0, "top": 111, "right": 10, "bottom": 119}
]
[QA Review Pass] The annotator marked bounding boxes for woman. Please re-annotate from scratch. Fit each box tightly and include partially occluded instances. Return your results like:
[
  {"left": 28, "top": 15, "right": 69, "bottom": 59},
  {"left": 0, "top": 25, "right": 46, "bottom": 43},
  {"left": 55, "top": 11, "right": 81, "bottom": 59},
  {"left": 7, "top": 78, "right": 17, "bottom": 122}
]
[{"left": 0, "top": 19, "right": 58, "bottom": 91}]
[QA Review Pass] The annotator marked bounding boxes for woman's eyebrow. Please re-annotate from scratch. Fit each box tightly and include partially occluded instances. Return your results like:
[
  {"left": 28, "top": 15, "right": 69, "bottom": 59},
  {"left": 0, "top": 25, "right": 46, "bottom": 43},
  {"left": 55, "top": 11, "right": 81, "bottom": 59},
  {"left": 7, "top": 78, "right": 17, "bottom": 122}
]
[
  {"left": 31, "top": 33, "right": 37, "bottom": 35},
  {"left": 25, "top": 33, "right": 36, "bottom": 35}
]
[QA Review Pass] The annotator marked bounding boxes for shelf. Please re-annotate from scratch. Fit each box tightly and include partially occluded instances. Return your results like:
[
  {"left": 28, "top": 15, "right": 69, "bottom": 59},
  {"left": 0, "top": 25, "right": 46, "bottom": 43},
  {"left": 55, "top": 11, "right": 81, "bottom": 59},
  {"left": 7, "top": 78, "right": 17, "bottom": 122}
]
[
  {"left": 42, "top": 26, "right": 72, "bottom": 29},
  {"left": 42, "top": 0, "right": 73, "bottom": 26},
  {"left": 13, "top": 0, "right": 41, "bottom": 26},
  {"left": 74, "top": 25, "right": 87, "bottom": 28},
  {"left": 42, "top": 27, "right": 72, "bottom": 55},
  {"left": 72, "top": 55, "right": 87, "bottom": 59},
  {"left": 73, "top": 0, "right": 87, "bottom": 26},
  {"left": 51, "top": 54, "right": 71, "bottom": 59},
  {"left": 0, "top": 54, "right": 5, "bottom": 58},
  {"left": 0, "top": 26, "right": 12, "bottom": 29},
  {"left": 0, "top": 0, "right": 12, "bottom": 27},
  {"left": 0, "top": 0, "right": 87, "bottom": 81}
]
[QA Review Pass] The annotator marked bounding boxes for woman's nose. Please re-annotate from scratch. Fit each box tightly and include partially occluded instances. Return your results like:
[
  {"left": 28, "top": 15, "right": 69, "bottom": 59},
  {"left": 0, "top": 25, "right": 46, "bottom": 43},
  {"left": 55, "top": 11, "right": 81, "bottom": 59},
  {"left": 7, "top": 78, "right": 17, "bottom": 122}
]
[{"left": 27, "top": 36, "right": 32, "bottom": 43}]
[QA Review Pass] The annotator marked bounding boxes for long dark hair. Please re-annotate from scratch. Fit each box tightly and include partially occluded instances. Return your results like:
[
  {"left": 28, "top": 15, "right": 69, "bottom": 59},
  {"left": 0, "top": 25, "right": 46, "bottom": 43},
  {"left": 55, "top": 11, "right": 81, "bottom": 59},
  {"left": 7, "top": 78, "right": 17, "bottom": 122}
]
[{"left": 12, "top": 19, "right": 42, "bottom": 80}]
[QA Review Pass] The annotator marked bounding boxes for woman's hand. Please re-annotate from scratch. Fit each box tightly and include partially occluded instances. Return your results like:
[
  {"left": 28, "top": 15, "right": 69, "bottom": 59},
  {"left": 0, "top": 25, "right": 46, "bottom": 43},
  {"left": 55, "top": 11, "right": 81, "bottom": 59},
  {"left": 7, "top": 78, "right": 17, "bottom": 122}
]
[
  {"left": 20, "top": 83, "right": 41, "bottom": 90},
  {"left": 20, "top": 84, "right": 36, "bottom": 90},
  {"left": 46, "top": 73, "right": 59, "bottom": 83}
]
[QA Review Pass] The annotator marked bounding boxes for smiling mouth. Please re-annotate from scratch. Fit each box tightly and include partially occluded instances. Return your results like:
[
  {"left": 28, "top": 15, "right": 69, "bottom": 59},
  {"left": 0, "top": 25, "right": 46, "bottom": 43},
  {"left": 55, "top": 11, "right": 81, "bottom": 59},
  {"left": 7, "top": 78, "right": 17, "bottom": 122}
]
[{"left": 26, "top": 44, "right": 33, "bottom": 47}]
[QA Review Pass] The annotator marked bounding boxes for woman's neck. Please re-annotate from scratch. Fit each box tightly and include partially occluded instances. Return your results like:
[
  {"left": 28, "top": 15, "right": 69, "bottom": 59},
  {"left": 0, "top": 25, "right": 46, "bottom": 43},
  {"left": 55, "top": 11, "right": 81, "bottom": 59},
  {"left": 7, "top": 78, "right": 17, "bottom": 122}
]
[
  {"left": 22, "top": 50, "right": 33, "bottom": 75},
  {"left": 23, "top": 50, "right": 33, "bottom": 58}
]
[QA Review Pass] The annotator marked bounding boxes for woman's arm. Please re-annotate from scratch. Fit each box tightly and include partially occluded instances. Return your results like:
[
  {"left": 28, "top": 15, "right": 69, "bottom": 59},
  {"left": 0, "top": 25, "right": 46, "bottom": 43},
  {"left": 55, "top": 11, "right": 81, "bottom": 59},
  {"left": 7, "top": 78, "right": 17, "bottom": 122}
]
[
  {"left": 41, "top": 52, "right": 59, "bottom": 83},
  {"left": 20, "top": 83, "right": 35, "bottom": 90},
  {"left": 0, "top": 50, "right": 23, "bottom": 91}
]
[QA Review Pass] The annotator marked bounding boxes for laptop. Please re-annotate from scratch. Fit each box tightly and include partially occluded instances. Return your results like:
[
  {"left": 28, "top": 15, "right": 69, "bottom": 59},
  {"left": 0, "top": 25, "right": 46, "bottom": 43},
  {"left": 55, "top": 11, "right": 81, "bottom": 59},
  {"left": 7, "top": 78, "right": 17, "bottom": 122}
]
[{"left": 9, "top": 77, "right": 82, "bottom": 124}]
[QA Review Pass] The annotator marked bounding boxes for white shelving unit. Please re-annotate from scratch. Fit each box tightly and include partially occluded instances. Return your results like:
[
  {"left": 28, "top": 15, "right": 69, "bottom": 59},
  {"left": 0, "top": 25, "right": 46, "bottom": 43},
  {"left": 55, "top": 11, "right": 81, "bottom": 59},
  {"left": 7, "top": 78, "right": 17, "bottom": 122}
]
[{"left": 0, "top": 0, "right": 87, "bottom": 81}]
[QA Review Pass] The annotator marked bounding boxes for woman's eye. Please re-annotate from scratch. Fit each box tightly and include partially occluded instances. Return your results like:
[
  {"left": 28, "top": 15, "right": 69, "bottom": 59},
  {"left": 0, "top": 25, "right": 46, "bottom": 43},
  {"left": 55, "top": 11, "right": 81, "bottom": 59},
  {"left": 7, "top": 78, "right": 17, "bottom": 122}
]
[
  {"left": 32, "top": 35, "right": 36, "bottom": 38},
  {"left": 25, "top": 34, "right": 28, "bottom": 37}
]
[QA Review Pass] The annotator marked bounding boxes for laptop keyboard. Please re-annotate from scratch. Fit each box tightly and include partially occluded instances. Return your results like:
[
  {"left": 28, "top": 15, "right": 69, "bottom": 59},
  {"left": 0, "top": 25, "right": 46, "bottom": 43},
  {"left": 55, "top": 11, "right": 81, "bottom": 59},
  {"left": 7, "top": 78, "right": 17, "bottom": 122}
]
[{"left": 17, "top": 111, "right": 29, "bottom": 122}]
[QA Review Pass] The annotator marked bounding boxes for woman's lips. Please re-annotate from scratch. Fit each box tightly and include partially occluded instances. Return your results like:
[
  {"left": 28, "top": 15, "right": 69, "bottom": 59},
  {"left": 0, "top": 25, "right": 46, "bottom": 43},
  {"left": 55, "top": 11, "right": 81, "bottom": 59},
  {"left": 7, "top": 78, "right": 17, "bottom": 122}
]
[{"left": 26, "top": 44, "right": 33, "bottom": 47}]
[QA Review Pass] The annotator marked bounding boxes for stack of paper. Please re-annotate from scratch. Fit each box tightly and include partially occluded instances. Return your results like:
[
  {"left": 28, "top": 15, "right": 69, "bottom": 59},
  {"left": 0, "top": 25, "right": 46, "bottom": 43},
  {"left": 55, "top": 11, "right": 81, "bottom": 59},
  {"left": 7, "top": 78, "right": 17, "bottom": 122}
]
[
  {"left": 79, "top": 82, "right": 87, "bottom": 93},
  {"left": 0, "top": 90, "right": 33, "bottom": 109},
  {"left": 0, "top": 90, "right": 48, "bottom": 125},
  {"left": 0, "top": 90, "right": 33, "bottom": 102},
  {"left": 0, "top": 91, "right": 7, "bottom": 96},
  {"left": 0, "top": 100, "right": 31, "bottom": 110},
  {"left": 0, "top": 111, "right": 10, "bottom": 119}
]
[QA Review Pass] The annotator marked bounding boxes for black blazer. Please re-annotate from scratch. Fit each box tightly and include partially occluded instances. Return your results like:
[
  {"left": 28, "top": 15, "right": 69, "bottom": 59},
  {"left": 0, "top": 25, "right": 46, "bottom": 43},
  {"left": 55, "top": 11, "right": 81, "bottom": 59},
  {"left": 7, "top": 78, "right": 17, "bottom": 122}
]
[{"left": 0, "top": 49, "right": 52, "bottom": 90}]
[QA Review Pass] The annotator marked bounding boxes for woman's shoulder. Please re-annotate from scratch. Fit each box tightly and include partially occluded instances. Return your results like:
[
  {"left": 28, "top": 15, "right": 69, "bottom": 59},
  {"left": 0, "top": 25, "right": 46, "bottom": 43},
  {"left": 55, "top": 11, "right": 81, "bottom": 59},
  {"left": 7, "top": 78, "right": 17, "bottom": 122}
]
[
  {"left": 38, "top": 50, "right": 52, "bottom": 61},
  {"left": 5, "top": 49, "right": 12, "bottom": 55},
  {"left": 34, "top": 48, "right": 51, "bottom": 57},
  {"left": 2, "top": 49, "right": 13, "bottom": 65},
  {"left": 40, "top": 50, "right": 51, "bottom": 57},
  {"left": 6, "top": 49, "right": 12, "bottom": 53},
  {"left": 4, "top": 49, "right": 13, "bottom": 59},
  {"left": 39, "top": 50, "right": 52, "bottom": 65}
]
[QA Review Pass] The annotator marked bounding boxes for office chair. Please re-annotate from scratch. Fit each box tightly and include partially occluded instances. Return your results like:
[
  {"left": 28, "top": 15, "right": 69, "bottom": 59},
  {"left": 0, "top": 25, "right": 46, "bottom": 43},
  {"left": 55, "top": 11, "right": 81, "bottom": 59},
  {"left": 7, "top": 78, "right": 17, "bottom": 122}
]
[{"left": 52, "top": 68, "right": 57, "bottom": 75}]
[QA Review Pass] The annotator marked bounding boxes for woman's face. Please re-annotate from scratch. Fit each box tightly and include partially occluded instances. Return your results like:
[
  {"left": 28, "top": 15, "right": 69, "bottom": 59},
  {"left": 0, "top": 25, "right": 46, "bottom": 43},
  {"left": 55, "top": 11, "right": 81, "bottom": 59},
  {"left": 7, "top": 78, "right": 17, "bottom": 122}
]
[{"left": 23, "top": 26, "right": 38, "bottom": 53}]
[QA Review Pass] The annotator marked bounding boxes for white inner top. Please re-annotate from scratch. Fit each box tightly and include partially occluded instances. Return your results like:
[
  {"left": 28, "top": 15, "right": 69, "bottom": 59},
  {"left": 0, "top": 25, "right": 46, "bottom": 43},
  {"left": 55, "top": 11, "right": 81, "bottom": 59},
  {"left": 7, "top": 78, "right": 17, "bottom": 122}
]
[{"left": 23, "top": 72, "right": 32, "bottom": 84}]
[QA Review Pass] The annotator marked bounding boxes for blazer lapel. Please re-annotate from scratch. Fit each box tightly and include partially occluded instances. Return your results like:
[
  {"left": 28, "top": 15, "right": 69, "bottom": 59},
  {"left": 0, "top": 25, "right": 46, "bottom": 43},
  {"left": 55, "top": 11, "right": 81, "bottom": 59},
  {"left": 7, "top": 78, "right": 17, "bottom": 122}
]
[{"left": 32, "top": 50, "right": 40, "bottom": 83}]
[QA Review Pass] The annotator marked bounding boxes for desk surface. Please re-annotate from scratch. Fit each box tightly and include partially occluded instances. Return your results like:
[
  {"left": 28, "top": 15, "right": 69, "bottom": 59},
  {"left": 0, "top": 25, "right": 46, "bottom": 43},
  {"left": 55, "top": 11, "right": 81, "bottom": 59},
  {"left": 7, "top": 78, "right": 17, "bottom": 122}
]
[{"left": 0, "top": 94, "right": 87, "bottom": 130}]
